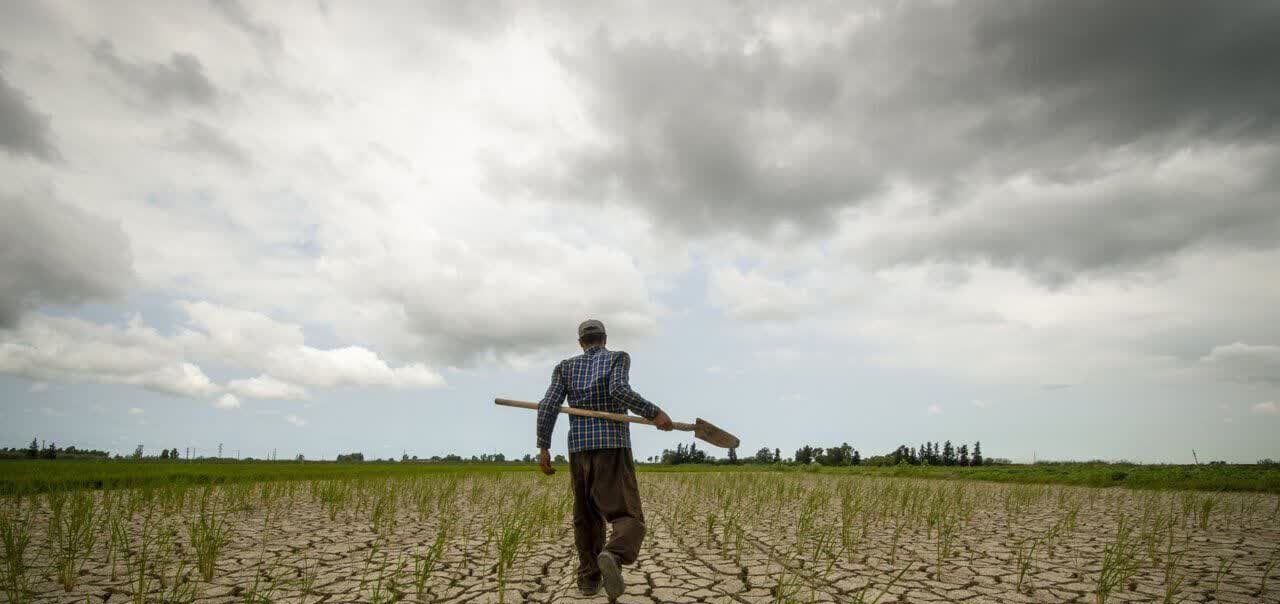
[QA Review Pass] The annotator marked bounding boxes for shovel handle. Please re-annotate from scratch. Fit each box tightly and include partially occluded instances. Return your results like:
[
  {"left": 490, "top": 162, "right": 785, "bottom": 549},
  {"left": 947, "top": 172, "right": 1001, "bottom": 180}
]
[{"left": 494, "top": 398, "right": 694, "bottom": 431}]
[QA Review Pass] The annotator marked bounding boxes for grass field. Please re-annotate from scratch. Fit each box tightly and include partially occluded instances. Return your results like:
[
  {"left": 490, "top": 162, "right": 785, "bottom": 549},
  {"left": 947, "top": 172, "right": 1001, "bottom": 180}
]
[
  {"left": 2, "top": 459, "right": 1279, "bottom": 496},
  {"left": 1, "top": 467, "right": 1278, "bottom": 603}
]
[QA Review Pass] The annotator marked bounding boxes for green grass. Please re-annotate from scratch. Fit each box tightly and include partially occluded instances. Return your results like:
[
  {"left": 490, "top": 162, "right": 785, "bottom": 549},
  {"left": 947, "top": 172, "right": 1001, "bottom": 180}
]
[{"left": 1, "top": 459, "right": 1277, "bottom": 495}]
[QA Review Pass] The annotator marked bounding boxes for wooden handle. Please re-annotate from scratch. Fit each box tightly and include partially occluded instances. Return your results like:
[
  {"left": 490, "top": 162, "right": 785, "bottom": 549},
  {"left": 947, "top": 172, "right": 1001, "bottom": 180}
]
[{"left": 494, "top": 398, "right": 693, "bottom": 431}]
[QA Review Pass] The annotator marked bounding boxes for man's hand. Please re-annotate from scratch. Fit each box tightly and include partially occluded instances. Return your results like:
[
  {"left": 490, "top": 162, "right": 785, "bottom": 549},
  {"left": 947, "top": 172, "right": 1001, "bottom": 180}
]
[
  {"left": 538, "top": 448, "right": 555, "bottom": 475},
  {"left": 652, "top": 410, "right": 674, "bottom": 431}
]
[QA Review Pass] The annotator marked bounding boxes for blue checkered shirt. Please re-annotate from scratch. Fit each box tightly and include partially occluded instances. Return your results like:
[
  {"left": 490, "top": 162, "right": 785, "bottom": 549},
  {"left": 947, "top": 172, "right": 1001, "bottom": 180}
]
[{"left": 536, "top": 346, "right": 661, "bottom": 453}]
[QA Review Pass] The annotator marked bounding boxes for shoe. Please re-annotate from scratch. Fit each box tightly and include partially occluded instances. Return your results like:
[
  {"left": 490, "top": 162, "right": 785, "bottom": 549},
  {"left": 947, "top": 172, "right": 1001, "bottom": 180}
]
[
  {"left": 597, "top": 551, "right": 624, "bottom": 600},
  {"left": 577, "top": 578, "right": 601, "bottom": 596}
]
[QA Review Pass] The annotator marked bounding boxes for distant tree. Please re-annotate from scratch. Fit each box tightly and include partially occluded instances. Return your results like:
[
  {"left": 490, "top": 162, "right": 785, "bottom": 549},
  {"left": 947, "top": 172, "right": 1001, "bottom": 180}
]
[
  {"left": 942, "top": 440, "right": 956, "bottom": 466},
  {"left": 958, "top": 444, "right": 970, "bottom": 466},
  {"left": 160, "top": 448, "right": 169, "bottom": 460},
  {"left": 553, "top": 454, "right": 566, "bottom": 464},
  {"left": 336, "top": 452, "right": 365, "bottom": 462},
  {"left": 817, "top": 442, "right": 855, "bottom": 467},
  {"left": 27, "top": 438, "right": 38, "bottom": 459},
  {"left": 972, "top": 441, "right": 984, "bottom": 466},
  {"left": 794, "top": 445, "right": 817, "bottom": 465},
  {"left": 132, "top": 445, "right": 144, "bottom": 460},
  {"left": 41, "top": 442, "right": 57, "bottom": 460},
  {"left": 909, "top": 447, "right": 919, "bottom": 465},
  {"left": 773, "top": 448, "right": 781, "bottom": 463},
  {"left": 852, "top": 449, "right": 861, "bottom": 465},
  {"left": 726, "top": 448, "right": 738, "bottom": 464},
  {"left": 753, "top": 447, "right": 774, "bottom": 464}
]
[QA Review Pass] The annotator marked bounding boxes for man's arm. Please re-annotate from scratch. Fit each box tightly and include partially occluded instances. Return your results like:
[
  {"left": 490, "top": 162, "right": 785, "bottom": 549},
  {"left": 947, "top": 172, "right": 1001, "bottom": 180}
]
[
  {"left": 536, "top": 362, "right": 567, "bottom": 450},
  {"left": 609, "top": 351, "right": 673, "bottom": 430}
]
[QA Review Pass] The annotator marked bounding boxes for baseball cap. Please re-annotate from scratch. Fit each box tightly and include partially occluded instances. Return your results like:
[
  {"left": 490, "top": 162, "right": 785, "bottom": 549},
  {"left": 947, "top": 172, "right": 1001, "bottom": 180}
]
[{"left": 578, "top": 319, "right": 606, "bottom": 339}]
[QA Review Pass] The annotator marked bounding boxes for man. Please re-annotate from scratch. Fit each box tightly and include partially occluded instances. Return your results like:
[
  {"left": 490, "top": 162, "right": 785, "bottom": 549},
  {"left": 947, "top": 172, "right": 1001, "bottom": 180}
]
[{"left": 536, "top": 319, "right": 674, "bottom": 600}]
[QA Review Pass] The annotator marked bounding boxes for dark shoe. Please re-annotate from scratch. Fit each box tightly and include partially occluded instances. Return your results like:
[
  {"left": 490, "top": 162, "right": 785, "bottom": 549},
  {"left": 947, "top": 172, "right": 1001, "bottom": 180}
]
[
  {"left": 577, "top": 578, "right": 601, "bottom": 596},
  {"left": 597, "top": 551, "right": 624, "bottom": 600}
]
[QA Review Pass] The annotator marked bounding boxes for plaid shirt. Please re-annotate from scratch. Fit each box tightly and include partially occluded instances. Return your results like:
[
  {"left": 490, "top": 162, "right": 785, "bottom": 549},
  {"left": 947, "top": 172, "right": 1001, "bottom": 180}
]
[{"left": 536, "top": 346, "right": 662, "bottom": 453}]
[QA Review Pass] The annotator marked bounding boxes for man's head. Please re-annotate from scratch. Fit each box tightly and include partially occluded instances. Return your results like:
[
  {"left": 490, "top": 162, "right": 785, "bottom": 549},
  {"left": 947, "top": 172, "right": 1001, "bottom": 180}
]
[{"left": 578, "top": 319, "right": 607, "bottom": 349}]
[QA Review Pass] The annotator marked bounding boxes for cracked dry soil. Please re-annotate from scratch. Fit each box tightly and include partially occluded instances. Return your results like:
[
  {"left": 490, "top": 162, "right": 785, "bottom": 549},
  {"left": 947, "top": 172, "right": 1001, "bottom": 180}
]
[{"left": 7, "top": 471, "right": 1280, "bottom": 604}]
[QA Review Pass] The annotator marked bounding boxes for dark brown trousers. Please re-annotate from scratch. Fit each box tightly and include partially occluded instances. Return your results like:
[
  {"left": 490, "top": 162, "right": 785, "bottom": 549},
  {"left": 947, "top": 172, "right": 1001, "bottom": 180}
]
[{"left": 569, "top": 448, "right": 646, "bottom": 582}]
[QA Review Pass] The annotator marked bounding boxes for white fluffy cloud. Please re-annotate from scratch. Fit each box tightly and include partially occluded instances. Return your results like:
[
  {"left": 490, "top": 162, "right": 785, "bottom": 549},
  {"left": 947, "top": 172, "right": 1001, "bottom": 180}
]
[
  {"left": 226, "top": 375, "right": 307, "bottom": 401},
  {"left": 0, "top": 300, "right": 445, "bottom": 400},
  {"left": 1252, "top": 402, "right": 1278, "bottom": 415},
  {"left": 214, "top": 393, "right": 240, "bottom": 409},
  {"left": 0, "top": 315, "right": 216, "bottom": 398}
]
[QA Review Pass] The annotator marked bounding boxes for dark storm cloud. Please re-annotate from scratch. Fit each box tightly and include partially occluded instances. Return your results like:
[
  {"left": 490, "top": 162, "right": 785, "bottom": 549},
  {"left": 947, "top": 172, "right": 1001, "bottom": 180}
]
[
  {"left": 0, "top": 72, "right": 58, "bottom": 161},
  {"left": 0, "top": 193, "right": 134, "bottom": 328},
  {"left": 92, "top": 41, "right": 218, "bottom": 108},
  {"left": 505, "top": 0, "right": 1280, "bottom": 276},
  {"left": 175, "top": 120, "right": 251, "bottom": 169}
]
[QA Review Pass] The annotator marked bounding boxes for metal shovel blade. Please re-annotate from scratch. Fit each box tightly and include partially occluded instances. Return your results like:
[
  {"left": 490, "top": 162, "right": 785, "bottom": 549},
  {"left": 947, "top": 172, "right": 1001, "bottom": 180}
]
[{"left": 694, "top": 418, "right": 740, "bottom": 449}]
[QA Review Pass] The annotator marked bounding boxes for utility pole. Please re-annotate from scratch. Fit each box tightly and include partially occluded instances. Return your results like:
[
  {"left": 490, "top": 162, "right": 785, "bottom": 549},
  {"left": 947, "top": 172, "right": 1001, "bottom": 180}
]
[
  {"left": 1192, "top": 450, "right": 1200, "bottom": 465},
  {"left": 218, "top": 443, "right": 223, "bottom": 459}
]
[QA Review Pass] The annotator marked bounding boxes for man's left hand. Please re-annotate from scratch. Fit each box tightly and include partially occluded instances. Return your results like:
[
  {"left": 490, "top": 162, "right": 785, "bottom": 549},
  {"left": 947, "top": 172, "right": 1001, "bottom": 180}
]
[{"left": 652, "top": 410, "right": 674, "bottom": 431}]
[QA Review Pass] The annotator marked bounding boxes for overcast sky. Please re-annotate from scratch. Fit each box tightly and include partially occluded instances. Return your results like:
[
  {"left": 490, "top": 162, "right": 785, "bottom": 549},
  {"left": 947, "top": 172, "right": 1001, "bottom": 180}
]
[{"left": 2, "top": 1, "right": 1278, "bottom": 463}]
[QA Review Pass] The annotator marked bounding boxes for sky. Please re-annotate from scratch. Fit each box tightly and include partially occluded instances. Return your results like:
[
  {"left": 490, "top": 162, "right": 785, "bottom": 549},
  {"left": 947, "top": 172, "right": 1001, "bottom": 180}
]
[{"left": 2, "top": 1, "right": 1278, "bottom": 464}]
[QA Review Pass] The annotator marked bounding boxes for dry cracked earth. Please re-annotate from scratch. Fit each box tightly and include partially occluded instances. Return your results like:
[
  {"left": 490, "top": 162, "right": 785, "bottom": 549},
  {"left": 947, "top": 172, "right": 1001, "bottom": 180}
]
[{"left": 7, "top": 472, "right": 1280, "bottom": 604}]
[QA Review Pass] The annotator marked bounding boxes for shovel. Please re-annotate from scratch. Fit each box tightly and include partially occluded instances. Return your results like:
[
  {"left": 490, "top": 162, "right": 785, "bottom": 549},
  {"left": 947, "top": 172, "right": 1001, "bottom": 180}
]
[{"left": 494, "top": 398, "right": 741, "bottom": 449}]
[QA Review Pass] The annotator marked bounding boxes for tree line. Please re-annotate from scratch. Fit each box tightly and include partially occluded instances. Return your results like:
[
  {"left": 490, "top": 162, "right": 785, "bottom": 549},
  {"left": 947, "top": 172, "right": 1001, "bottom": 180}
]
[{"left": 654, "top": 440, "right": 1007, "bottom": 467}]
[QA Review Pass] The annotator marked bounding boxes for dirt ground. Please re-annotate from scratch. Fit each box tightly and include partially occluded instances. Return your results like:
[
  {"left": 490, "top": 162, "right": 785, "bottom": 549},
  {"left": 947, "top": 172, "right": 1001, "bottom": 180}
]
[{"left": 9, "top": 472, "right": 1280, "bottom": 603}]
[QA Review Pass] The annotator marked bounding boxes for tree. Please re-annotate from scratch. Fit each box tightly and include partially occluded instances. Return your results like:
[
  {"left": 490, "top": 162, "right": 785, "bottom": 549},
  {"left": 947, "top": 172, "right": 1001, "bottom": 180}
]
[
  {"left": 27, "top": 438, "right": 38, "bottom": 459},
  {"left": 773, "top": 448, "right": 781, "bottom": 463},
  {"left": 958, "top": 444, "right": 970, "bottom": 466},
  {"left": 852, "top": 449, "right": 861, "bottom": 465},
  {"left": 753, "top": 447, "right": 774, "bottom": 464},
  {"left": 942, "top": 440, "right": 956, "bottom": 466},
  {"left": 296, "top": 453, "right": 306, "bottom": 461},
  {"left": 160, "top": 448, "right": 170, "bottom": 460},
  {"left": 818, "top": 442, "right": 855, "bottom": 467},
  {"left": 727, "top": 448, "right": 738, "bottom": 464},
  {"left": 554, "top": 454, "right": 567, "bottom": 464},
  {"left": 41, "top": 442, "right": 57, "bottom": 460},
  {"left": 972, "top": 441, "right": 984, "bottom": 466},
  {"left": 794, "top": 445, "right": 817, "bottom": 465},
  {"left": 132, "top": 445, "right": 144, "bottom": 460}
]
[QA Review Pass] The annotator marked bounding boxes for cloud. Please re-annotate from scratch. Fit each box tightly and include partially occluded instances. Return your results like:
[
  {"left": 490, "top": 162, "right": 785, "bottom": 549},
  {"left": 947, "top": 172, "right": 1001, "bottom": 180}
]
[
  {"left": 1251, "top": 402, "right": 1278, "bottom": 415},
  {"left": 29, "top": 381, "right": 47, "bottom": 393},
  {"left": 972, "top": 399, "right": 990, "bottom": 409},
  {"left": 91, "top": 40, "right": 218, "bottom": 107},
  {"left": 283, "top": 413, "right": 306, "bottom": 427},
  {"left": 0, "top": 72, "right": 58, "bottom": 160},
  {"left": 0, "top": 314, "right": 217, "bottom": 398},
  {"left": 0, "top": 193, "right": 135, "bottom": 328},
  {"left": 214, "top": 393, "right": 241, "bottom": 409},
  {"left": 226, "top": 374, "right": 307, "bottom": 400},
  {"left": 178, "top": 301, "right": 446, "bottom": 389},
  {"left": 1201, "top": 342, "right": 1280, "bottom": 387},
  {"left": 128, "top": 407, "right": 143, "bottom": 415},
  {"left": 928, "top": 404, "right": 943, "bottom": 415},
  {"left": 174, "top": 121, "right": 250, "bottom": 168},
  {"left": 498, "top": 1, "right": 1280, "bottom": 283},
  {"left": 208, "top": 0, "right": 282, "bottom": 54}
]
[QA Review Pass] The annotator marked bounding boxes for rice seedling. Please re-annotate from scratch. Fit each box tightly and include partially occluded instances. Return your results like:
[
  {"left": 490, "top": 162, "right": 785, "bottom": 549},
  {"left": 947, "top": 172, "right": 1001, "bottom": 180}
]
[
  {"left": 187, "top": 489, "right": 230, "bottom": 581},
  {"left": 1261, "top": 547, "right": 1279, "bottom": 597},
  {"left": 0, "top": 498, "right": 34, "bottom": 604},
  {"left": 45, "top": 489, "right": 98, "bottom": 591},
  {"left": 1095, "top": 517, "right": 1142, "bottom": 604},
  {"left": 1211, "top": 555, "right": 1234, "bottom": 600},
  {"left": 411, "top": 518, "right": 450, "bottom": 603},
  {"left": 1198, "top": 495, "right": 1217, "bottom": 530},
  {"left": 1013, "top": 535, "right": 1038, "bottom": 593},
  {"left": 849, "top": 564, "right": 909, "bottom": 604}
]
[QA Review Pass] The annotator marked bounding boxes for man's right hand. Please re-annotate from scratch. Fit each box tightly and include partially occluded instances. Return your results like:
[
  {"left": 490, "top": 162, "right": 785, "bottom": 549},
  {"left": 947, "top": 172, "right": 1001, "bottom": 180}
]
[{"left": 538, "top": 448, "right": 555, "bottom": 475}]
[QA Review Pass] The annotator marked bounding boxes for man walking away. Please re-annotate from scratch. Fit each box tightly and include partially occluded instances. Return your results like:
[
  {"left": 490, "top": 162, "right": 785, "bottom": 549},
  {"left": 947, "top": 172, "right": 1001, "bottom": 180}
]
[{"left": 536, "top": 319, "right": 674, "bottom": 600}]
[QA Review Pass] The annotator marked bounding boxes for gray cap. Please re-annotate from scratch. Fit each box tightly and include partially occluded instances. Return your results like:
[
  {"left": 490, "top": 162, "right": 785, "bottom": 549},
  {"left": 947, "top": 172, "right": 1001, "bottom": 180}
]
[{"left": 578, "top": 319, "right": 606, "bottom": 339}]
